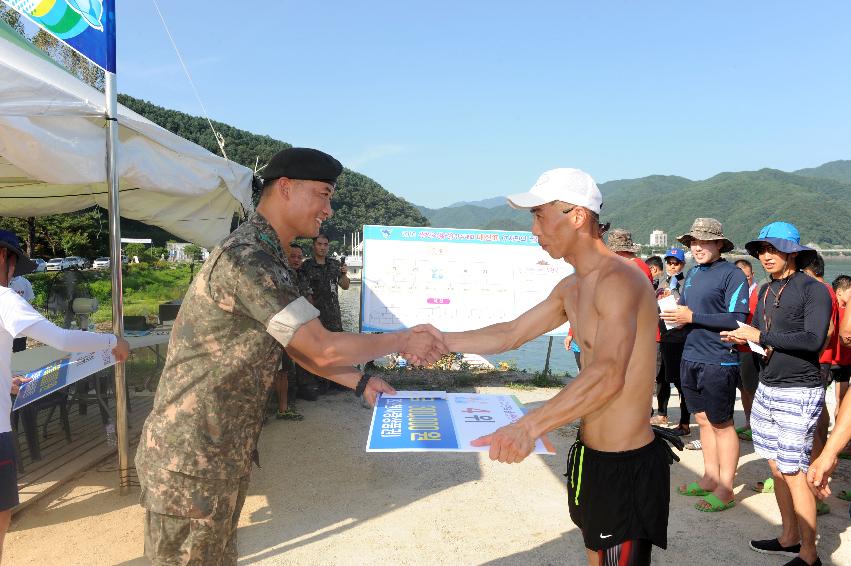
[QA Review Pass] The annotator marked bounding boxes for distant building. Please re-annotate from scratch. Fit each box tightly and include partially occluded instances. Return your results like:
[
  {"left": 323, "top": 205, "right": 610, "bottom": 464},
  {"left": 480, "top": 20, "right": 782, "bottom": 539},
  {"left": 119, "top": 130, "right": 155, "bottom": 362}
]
[
  {"left": 650, "top": 230, "right": 667, "bottom": 248},
  {"left": 167, "top": 242, "right": 209, "bottom": 262}
]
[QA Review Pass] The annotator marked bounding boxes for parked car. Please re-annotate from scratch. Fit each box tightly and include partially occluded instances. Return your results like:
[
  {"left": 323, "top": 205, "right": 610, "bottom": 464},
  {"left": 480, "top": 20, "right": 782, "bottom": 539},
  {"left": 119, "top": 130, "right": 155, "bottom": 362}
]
[
  {"left": 64, "top": 256, "right": 86, "bottom": 270},
  {"left": 92, "top": 257, "right": 110, "bottom": 270},
  {"left": 45, "top": 257, "right": 73, "bottom": 271},
  {"left": 32, "top": 258, "right": 47, "bottom": 272}
]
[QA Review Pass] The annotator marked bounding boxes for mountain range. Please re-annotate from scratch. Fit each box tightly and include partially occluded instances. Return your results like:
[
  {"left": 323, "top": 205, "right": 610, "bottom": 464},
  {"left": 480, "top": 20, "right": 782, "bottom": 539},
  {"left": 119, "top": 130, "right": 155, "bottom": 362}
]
[{"left": 417, "top": 160, "right": 851, "bottom": 247}]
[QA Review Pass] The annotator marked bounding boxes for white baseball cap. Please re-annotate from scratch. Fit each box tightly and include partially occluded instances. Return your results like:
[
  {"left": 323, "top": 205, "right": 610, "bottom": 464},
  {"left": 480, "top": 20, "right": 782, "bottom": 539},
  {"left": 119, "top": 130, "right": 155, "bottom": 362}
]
[{"left": 506, "top": 168, "right": 602, "bottom": 214}]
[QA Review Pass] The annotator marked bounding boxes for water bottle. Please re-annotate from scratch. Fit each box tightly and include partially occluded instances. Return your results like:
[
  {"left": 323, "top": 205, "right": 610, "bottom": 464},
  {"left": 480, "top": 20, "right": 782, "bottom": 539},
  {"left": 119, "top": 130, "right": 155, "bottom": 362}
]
[{"left": 105, "top": 422, "right": 117, "bottom": 448}]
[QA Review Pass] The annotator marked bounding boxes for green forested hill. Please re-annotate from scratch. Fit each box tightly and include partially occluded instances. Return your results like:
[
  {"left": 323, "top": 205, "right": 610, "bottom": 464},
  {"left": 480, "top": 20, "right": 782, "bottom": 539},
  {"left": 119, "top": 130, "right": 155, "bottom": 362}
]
[
  {"left": 603, "top": 168, "right": 851, "bottom": 247},
  {"left": 417, "top": 166, "right": 851, "bottom": 246},
  {"left": 793, "top": 160, "right": 851, "bottom": 184},
  {"left": 118, "top": 95, "right": 429, "bottom": 245}
]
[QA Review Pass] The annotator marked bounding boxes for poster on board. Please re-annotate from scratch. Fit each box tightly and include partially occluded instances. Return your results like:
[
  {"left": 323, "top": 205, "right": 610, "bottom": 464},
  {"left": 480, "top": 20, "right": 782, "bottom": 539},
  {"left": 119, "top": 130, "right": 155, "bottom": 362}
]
[
  {"left": 366, "top": 391, "right": 555, "bottom": 454},
  {"left": 360, "top": 225, "right": 573, "bottom": 335},
  {"left": 13, "top": 348, "right": 116, "bottom": 411}
]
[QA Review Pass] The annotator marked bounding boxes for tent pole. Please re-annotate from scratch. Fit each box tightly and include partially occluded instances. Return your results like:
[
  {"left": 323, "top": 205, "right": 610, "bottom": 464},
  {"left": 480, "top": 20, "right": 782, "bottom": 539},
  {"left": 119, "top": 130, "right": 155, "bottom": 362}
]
[{"left": 105, "top": 70, "right": 130, "bottom": 494}]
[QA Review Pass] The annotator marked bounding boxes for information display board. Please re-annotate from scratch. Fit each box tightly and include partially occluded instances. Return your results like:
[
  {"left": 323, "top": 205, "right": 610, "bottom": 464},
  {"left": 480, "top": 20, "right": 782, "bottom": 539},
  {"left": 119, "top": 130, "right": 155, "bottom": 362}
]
[
  {"left": 13, "top": 348, "right": 116, "bottom": 411},
  {"left": 366, "top": 391, "right": 554, "bottom": 454},
  {"left": 360, "top": 225, "right": 573, "bottom": 334}
]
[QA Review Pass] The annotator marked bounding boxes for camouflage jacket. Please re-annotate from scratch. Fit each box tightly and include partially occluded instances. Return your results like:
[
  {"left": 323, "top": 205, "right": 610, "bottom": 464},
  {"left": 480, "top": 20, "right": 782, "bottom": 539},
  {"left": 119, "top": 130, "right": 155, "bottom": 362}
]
[
  {"left": 299, "top": 257, "right": 343, "bottom": 331},
  {"left": 135, "top": 212, "right": 319, "bottom": 482}
]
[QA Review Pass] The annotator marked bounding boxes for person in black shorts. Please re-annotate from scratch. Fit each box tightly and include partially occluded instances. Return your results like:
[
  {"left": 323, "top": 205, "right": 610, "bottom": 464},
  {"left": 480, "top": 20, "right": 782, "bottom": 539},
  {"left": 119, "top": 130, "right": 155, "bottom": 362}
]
[
  {"left": 832, "top": 275, "right": 851, "bottom": 413},
  {"left": 660, "top": 218, "right": 748, "bottom": 513},
  {"left": 568, "top": 428, "right": 680, "bottom": 564},
  {"left": 442, "top": 168, "right": 682, "bottom": 565}
]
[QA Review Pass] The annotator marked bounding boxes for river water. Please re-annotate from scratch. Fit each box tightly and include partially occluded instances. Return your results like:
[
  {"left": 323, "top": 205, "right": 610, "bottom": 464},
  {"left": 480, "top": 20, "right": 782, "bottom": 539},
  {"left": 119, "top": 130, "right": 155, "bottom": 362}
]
[{"left": 339, "top": 256, "right": 851, "bottom": 374}]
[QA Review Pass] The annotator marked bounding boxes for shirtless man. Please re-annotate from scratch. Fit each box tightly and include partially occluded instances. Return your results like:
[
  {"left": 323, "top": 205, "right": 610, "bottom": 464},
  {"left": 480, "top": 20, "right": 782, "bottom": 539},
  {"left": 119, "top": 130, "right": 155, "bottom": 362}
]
[{"left": 443, "top": 168, "right": 680, "bottom": 565}]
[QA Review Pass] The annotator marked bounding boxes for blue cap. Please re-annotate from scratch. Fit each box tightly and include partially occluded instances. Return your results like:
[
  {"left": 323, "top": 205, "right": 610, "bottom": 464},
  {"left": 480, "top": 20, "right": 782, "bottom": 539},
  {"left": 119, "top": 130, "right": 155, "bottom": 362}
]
[
  {"left": 0, "top": 230, "right": 35, "bottom": 276},
  {"left": 663, "top": 247, "right": 685, "bottom": 262},
  {"left": 744, "top": 222, "right": 817, "bottom": 264}
]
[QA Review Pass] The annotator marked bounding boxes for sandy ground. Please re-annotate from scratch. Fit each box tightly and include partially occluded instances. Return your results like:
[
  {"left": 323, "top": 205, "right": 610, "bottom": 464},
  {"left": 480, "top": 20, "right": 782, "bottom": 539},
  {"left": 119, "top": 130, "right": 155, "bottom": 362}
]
[{"left": 5, "top": 385, "right": 851, "bottom": 565}]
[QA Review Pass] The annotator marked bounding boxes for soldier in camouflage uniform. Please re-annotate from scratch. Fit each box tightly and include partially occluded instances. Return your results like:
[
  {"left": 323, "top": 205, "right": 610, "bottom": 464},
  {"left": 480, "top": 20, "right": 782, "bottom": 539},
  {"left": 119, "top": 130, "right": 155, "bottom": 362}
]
[
  {"left": 274, "top": 245, "right": 311, "bottom": 420},
  {"left": 300, "top": 234, "right": 349, "bottom": 332},
  {"left": 135, "top": 148, "right": 447, "bottom": 565},
  {"left": 298, "top": 234, "right": 350, "bottom": 396}
]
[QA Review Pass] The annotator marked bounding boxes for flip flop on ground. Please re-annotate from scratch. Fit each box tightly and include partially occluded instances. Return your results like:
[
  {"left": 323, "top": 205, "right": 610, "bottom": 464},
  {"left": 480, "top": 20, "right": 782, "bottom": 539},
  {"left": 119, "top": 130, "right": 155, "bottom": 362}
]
[
  {"left": 838, "top": 490, "right": 851, "bottom": 502},
  {"left": 816, "top": 500, "right": 830, "bottom": 516},
  {"left": 737, "top": 428, "right": 753, "bottom": 441},
  {"left": 677, "top": 482, "right": 711, "bottom": 496},
  {"left": 695, "top": 494, "right": 735, "bottom": 512},
  {"left": 752, "top": 478, "right": 775, "bottom": 493}
]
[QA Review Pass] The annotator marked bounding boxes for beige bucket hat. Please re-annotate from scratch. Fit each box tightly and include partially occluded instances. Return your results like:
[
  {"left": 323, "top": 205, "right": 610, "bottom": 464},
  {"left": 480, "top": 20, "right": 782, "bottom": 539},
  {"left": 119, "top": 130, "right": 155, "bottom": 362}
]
[
  {"left": 606, "top": 228, "right": 640, "bottom": 253},
  {"left": 676, "top": 218, "right": 734, "bottom": 253}
]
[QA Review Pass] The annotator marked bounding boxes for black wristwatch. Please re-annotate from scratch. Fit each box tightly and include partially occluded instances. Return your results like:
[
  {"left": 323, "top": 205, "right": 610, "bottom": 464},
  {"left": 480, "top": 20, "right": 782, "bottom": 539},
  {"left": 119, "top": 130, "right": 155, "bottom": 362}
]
[{"left": 354, "top": 373, "right": 372, "bottom": 398}]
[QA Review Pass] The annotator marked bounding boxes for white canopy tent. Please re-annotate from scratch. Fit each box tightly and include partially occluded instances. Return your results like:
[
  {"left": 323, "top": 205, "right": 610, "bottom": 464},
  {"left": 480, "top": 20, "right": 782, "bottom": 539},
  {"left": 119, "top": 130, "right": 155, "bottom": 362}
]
[
  {"left": 0, "top": 18, "right": 255, "bottom": 492},
  {"left": 0, "top": 20, "right": 254, "bottom": 248}
]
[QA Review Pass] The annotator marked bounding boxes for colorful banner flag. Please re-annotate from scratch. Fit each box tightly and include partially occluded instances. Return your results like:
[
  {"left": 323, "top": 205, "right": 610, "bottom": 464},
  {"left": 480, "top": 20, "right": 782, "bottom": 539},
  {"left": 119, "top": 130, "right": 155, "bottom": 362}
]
[{"left": 2, "top": 0, "right": 115, "bottom": 72}]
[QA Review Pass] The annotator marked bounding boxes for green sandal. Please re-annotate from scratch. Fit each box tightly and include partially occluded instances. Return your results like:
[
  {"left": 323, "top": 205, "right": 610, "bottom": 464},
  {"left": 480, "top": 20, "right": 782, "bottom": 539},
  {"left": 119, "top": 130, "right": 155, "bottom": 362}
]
[
  {"left": 695, "top": 494, "right": 735, "bottom": 512},
  {"left": 838, "top": 490, "right": 851, "bottom": 502},
  {"left": 816, "top": 500, "right": 830, "bottom": 516},
  {"left": 276, "top": 408, "right": 304, "bottom": 421},
  {"left": 737, "top": 429, "right": 753, "bottom": 441},
  {"left": 752, "top": 478, "right": 774, "bottom": 494},
  {"left": 678, "top": 482, "right": 711, "bottom": 496}
]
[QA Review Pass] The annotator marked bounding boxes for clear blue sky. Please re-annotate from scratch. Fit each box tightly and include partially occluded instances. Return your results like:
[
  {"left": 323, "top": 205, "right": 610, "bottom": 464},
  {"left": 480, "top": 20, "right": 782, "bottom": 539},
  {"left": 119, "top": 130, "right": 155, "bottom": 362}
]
[{"left": 113, "top": 1, "right": 851, "bottom": 207}]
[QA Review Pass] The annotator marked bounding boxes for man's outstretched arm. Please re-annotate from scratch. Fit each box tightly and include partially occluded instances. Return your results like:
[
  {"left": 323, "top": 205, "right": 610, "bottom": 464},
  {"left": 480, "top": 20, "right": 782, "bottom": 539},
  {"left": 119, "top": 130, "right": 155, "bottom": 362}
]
[
  {"left": 471, "top": 273, "right": 641, "bottom": 463},
  {"left": 444, "top": 283, "right": 569, "bottom": 355},
  {"left": 808, "top": 394, "right": 851, "bottom": 498}
]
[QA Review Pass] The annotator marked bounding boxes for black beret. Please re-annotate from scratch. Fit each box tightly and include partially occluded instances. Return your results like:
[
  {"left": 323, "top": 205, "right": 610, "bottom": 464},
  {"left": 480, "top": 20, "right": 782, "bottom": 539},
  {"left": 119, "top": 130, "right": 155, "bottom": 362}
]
[{"left": 262, "top": 147, "right": 343, "bottom": 185}]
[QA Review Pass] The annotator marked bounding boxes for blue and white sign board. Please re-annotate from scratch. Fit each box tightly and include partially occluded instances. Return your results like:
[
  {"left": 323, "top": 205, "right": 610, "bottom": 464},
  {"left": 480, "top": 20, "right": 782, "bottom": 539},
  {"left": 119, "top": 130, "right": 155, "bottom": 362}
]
[
  {"left": 360, "top": 225, "right": 573, "bottom": 335},
  {"left": 366, "top": 391, "right": 554, "bottom": 454},
  {"left": 13, "top": 347, "right": 116, "bottom": 410}
]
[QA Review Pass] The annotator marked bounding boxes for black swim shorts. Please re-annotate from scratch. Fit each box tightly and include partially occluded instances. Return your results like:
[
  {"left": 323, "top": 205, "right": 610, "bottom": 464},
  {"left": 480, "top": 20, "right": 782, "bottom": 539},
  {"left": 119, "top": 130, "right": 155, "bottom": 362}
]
[
  {"left": 680, "top": 359, "right": 739, "bottom": 424},
  {"left": 566, "top": 429, "right": 679, "bottom": 552}
]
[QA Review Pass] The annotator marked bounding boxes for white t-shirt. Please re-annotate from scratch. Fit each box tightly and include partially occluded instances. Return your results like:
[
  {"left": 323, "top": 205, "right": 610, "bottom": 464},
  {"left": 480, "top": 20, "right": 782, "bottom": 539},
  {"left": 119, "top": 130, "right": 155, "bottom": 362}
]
[
  {"left": 1, "top": 287, "right": 117, "bottom": 433},
  {"left": 1, "top": 286, "right": 44, "bottom": 432},
  {"left": 10, "top": 276, "right": 34, "bottom": 303}
]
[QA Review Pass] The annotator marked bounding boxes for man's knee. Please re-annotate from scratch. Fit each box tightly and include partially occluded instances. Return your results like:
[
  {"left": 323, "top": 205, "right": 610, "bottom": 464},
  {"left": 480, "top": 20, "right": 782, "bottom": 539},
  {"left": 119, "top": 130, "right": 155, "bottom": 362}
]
[
  {"left": 768, "top": 460, "right": 786, "bottom": 481},
  {"left": 694, "top": 411, "right": 710, "bottom": 425}
]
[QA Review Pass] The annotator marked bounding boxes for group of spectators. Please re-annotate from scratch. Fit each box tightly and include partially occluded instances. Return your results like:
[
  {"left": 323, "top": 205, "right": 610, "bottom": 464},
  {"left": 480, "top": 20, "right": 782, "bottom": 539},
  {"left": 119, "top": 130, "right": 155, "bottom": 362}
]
[
  {"left": 604, "top": 219, "right": 851, "bottom": 566},
  {"left": 273, "top": 234, "right": 351, "bottom": 421}
]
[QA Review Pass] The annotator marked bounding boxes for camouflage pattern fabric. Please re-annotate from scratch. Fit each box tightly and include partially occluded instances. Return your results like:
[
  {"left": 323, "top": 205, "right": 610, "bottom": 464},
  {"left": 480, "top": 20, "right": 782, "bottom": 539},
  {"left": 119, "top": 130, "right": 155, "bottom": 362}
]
[
  {"left": 136, "top": 211, "right": 306, "bottom": 480},
  {"left": 299, "top": 257, "right": 343, "bottom": 331},
  {"left": 136, "top": 213, "right": 316, "bottom": 564},
  {"left": 295, "top": 269, "right": 313, "bottom": 300},
  {"left": 142, "top": 472, "right": 250, "bottom": 566}
]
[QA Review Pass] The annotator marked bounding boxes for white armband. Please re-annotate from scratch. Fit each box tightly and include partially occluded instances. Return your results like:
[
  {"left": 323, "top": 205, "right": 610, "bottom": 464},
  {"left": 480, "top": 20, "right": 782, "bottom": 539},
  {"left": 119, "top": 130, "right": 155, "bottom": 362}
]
[{"left": 266, "top": 296, "right": 320, "bottom": 346}]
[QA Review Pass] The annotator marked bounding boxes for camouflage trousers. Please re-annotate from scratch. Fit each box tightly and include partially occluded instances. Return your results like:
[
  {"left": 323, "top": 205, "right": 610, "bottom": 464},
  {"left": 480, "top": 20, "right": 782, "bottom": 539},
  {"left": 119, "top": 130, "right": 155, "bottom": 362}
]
[{"left": 138, "top": 462, "right": 250, "bottom": 565}]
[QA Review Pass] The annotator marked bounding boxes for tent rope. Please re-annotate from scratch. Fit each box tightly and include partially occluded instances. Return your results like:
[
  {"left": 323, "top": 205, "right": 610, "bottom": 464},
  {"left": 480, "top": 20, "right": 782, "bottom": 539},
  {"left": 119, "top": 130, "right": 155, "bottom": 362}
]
[{"left": 149, "top": 0, "right": 229, "bottom": 163}]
